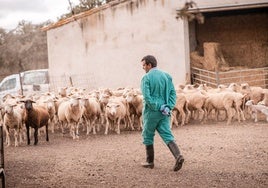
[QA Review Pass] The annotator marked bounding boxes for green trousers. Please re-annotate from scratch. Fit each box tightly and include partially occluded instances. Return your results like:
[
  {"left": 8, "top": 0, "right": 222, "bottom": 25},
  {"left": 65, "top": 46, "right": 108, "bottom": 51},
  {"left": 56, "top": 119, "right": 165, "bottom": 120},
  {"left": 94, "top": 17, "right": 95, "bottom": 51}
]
[{"left": 142, "top": 110, "right": 174, "bottom": 145}]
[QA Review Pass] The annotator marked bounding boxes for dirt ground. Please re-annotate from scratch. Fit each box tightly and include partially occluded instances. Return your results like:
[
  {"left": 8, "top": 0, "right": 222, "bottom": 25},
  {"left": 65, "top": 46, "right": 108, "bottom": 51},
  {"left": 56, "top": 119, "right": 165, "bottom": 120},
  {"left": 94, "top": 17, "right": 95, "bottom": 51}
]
[{"left": 3, "top": 120, "right": 268, "bottom": 188}]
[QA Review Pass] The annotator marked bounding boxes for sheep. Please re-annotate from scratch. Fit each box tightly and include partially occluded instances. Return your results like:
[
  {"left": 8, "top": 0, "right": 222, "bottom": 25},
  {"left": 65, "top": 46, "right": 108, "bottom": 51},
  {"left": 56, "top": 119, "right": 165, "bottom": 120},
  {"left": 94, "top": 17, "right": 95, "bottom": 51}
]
[
  {"left": 245, "top": 100, "right": 268, "bottom": 122},
  {"left": 98, "top": 88, "right": 113, "bottom": 125},
  {"left": 35, "top": 94, "right": 58, "bottom": 133},
  {"left": 125, "top": 88, "right": 143, "bottom": 131},
  {"left": 80, "top": 96, "right": 102, "bottom": 135},
  {"left": 241, "top": 84, "right": 264, "bottom": 104},
  {"left": 172, "top": 92, "right": 190, "bottom": 127},
  {"left": 257, "top": 89, "right": 268, "bottom": 106},
  {"left": 104, "top": 96, "right": 131, "bottom": 135},
  {"left": 3, "top": 104, "right": 25, "bottom": 147},
  {"left": 57, "top": 97, "right": 83, "bottom": 139},
  {"left": 184, "top": 91, "right": 208, "bottom": 123},
  {"left": 204, "top": 92, "right": 238, "bottom": 125},
  {"left": 21, "top": 99, "right": 50, "bottom": 145}
]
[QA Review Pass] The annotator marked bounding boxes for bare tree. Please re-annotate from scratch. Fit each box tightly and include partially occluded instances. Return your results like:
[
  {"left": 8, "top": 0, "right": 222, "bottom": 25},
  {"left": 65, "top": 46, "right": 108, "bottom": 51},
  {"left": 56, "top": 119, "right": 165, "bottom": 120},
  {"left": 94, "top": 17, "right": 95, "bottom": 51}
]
[
  {"left": 0, "top": 21, "right": 48, "bottom": 79},
  {"left": 0, "top": 28, "right": 7, "bottom": 45}
]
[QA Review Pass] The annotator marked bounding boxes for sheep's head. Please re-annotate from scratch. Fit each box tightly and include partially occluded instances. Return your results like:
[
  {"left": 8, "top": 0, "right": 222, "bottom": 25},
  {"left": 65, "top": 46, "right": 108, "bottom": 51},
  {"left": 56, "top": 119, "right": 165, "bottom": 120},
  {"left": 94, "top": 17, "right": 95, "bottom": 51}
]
[
  {"left": 228, "top": 83, "right": 241, "bottom": 92},
  {"left": 21, "top": 100, "right": 36, "bottom": 111},
  {"left": 4, "top": 104, "right": 16, "bottom": 114}
]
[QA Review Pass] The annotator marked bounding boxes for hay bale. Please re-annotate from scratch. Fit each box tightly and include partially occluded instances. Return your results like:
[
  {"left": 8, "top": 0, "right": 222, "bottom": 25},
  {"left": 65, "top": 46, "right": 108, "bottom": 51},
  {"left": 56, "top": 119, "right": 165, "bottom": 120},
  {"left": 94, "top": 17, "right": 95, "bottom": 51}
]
[
  {"left": 190, "top": 42, "right": 231, "bottom": 71},
  {"left": 203, "top": 42, "right": 230, "bottom": 71},
  {"left": 190, "top": 51, "right": 204, "bottom": 69}
]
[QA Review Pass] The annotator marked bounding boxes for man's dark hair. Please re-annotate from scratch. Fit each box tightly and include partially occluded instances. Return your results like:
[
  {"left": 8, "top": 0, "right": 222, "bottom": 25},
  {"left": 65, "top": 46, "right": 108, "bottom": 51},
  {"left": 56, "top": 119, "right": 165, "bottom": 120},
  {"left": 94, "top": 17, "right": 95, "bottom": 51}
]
[{"left": 141, "top": 55, "right": 157, "bottom": 67}]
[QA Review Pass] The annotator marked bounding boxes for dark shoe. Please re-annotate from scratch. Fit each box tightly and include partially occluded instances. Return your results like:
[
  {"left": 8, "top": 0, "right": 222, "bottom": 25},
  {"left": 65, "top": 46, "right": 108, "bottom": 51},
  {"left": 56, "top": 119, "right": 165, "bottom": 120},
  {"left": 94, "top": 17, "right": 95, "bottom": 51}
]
[
  {"left": 141, "top": 161, "right": 154, "bottom": 169},
  {"left": 142, "top": 144, "right": 154, "bottom": 169},
  {"left": 173, "top": 155, "right": 184, "bottom": 171},
  {"left": 167, "top": 141, "right": 184, "bottom": 172}
]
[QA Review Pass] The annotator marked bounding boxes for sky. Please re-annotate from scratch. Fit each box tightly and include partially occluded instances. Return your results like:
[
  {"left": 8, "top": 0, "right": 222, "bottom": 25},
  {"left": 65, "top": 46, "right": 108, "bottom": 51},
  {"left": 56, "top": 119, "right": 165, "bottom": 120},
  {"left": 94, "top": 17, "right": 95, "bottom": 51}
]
[{"left": 0, "top": 0, "right": 80, "bottom": 31}]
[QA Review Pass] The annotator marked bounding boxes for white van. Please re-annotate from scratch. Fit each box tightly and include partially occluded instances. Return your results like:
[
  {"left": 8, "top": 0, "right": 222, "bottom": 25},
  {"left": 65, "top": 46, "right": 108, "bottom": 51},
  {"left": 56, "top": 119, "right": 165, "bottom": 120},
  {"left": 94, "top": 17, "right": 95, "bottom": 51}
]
[{"left": 0, "top": 69, "right": 50, "bottom": 98}]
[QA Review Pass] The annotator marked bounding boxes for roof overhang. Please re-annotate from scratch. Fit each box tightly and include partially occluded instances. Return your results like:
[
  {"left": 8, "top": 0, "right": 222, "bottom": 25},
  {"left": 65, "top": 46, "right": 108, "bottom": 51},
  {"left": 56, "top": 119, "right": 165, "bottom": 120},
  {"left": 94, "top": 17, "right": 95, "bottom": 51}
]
[{"left": 180, "top": 2, "right": 268, "bottom": 13}]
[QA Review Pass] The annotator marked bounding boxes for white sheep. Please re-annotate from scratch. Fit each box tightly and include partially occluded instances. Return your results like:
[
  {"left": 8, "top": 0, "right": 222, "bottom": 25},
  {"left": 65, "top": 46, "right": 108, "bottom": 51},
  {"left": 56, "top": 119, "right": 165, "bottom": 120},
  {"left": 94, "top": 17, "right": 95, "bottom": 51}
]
[
  {"left": 184, "top": 91, "right": 208, "bottom": 122},
  {"left": 104, "top": 96, "right": 131, "bottom": 135},
  {"left": 125, "top": 88, "right": 143, "bottom": 131},
  {"left": 245, "top": 100, "right": 268, "bottom": 122},
  {"left": 80, "top": 96, "right": 101, "bottom": 135},
  {"left": 3, "top": 104, "right": 25, "bottom": 147},
  {"left": 204, "top": 92, "right": 243, "bottom": 125},
  {"left": 57, "top": 97, "right": 83, "bottom": 139},
  {"left": 172, "top": 92, "right": 190, "bottom": 127}
]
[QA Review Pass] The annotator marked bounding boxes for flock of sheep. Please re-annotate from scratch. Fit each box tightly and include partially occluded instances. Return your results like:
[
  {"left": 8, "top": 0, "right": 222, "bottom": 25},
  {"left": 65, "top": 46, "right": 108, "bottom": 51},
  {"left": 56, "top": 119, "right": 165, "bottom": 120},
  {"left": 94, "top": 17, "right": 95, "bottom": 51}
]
[{"left": 0, "top": 82, "right": 268, "bottom": 147}]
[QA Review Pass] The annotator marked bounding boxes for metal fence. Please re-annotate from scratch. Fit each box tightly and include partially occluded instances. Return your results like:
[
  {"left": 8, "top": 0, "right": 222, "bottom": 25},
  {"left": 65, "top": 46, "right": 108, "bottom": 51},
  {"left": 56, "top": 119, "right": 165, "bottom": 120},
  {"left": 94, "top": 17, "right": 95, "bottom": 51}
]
[
  {"left": 191, "top": 67, "right": 268, "bottom": 88},
  {"left": 49, "top": 73, "right": 98, "bottom": 92}
]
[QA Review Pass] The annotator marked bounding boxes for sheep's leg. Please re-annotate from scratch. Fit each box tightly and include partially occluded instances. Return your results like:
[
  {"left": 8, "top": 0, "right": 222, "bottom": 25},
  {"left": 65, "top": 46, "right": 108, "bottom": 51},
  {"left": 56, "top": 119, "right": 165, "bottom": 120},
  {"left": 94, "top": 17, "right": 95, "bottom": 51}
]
[
  {"left": 92, "top": 117, "right": 98, "bottom": 135},
  {"left": 86, "top": 119, "right": 92, "bottom": 135},
  {"left": 60, "top": 122, "right": 66, "bottom": 136},
  {"left": 252, "top": 112, "right": 258, "bottom": 122},
  {"left": 104, "top": 119, "right": 109, "bottom": 135},
  {"left": 19, "top": 127, "right": 23, "bottom": 144},
  {"left": 205, "top": 106, "right": 214, "bottom": 121},
  {"left": 234, "top": 108, "right": 241, "bottom": 123},
  {"left": 226, "top": 108, "right": 234, "bottom": 125},
  {"left": 75, "top": 123, "right": 79, "bottom": 139},
  {"left": 127, "top": 115, "right": 134, "bottom": 131},
  {"left": 49, "top": 118, "right": 55, "bottom": 133},
  {"left": 14, "top": 129, "right": 19, "bottom": 147},
  {"left": 46, "top": 124, "right": 49, "bottom": 142},
  {"left": 5, "top": 129, "right": 10, "bottom": 147},
  {"left": 70, "top": 123, "right": 76, "bottom": 139},
  {"left": 179, "top": 109, "right": 186, "bottom": 126},
  {"left": 215, "top": 109, "right": 220, "bottom": 121},
  {"left": 26, "top": 125, "right": 31, "bottom": 145},
  {"left": 239, "top": 108, "right": 246, "bottom": 121},
  {"left": 198, "top": 108, "right": 205, "bottom": 122},
  {"left": 116, "top": 118, "right": 121, "bottom": 134},
  {"left": 186, "top": 110, "right": 191, "bottom": 124},
  {"left": 171, "top": 111, "right": 178, "bottom": 128},
  {"left": 139, "top": 116, "right": 143, "bottom": 130},
  {"left": 34, "top": 128, "right": 38, "bottom": 145}
]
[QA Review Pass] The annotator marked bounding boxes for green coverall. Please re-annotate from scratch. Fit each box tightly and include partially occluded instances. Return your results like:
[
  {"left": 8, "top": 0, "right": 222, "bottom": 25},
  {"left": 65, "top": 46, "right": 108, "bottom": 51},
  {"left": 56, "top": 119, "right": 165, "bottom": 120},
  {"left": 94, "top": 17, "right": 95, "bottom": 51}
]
[{"left": 141, "top": 67, "right": 177, "bottom": 145}]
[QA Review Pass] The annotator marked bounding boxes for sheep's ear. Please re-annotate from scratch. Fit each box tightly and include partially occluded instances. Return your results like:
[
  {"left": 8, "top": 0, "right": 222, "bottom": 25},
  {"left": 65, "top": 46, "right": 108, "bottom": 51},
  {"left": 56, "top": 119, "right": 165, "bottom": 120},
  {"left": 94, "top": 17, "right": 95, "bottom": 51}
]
[
  {"left": 30, "top": 100, "right": 36, "bottom": 103},
  {"left": 20, "top": 100, "right": 25, "bottom": 103}
]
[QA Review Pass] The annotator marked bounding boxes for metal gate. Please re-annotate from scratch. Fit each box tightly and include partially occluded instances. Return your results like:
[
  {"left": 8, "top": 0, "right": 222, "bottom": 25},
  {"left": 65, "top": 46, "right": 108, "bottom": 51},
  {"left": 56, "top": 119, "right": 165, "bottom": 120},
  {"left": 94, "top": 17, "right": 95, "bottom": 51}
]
[{"left": 191, "top": 67, "right": 268, "bottom": 88}]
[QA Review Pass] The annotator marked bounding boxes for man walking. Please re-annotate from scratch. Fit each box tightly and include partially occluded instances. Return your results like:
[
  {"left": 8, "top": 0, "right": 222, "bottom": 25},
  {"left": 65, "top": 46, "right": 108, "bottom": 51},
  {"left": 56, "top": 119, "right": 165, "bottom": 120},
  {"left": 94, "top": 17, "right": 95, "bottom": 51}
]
[{"left": 140, "top": 55, "right": 184, "bottom": 171}]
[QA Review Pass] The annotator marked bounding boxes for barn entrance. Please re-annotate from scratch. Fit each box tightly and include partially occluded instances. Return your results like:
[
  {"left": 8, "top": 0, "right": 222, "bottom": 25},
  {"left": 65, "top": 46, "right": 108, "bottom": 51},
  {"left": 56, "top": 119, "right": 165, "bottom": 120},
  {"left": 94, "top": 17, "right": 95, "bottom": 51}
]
[{"left": 188, "top": 4, "right": 268, "bottom": 88}]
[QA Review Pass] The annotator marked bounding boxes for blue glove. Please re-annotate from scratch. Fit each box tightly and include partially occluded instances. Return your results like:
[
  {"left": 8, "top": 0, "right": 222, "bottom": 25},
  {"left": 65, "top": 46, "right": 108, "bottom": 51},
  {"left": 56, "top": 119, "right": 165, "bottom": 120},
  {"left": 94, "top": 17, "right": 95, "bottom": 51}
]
[{"left": 160, "top": 104, "right": 171, "bottom": 116}]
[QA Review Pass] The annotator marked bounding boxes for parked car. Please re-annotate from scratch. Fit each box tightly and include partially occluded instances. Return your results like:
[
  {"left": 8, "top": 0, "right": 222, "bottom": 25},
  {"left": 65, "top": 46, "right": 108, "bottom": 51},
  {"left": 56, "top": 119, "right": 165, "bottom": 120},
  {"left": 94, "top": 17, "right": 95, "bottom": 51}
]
[{"left": 0, "top": 69, "right": 50, "bottom": 98}]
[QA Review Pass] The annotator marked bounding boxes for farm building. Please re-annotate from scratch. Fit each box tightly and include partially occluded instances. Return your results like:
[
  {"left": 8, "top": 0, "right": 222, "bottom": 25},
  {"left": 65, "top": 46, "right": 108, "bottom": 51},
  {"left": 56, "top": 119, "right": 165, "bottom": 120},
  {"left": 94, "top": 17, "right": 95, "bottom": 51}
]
[{"left": 43, "top": 0, "right": 268, "bottom": 91}]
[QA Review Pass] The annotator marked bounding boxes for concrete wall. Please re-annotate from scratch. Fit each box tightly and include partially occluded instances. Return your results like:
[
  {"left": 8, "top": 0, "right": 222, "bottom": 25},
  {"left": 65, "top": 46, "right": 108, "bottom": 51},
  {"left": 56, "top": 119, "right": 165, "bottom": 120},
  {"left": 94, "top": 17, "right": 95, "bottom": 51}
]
[{"left": 47, "top": 0, "right": 188, "bottom": 91}]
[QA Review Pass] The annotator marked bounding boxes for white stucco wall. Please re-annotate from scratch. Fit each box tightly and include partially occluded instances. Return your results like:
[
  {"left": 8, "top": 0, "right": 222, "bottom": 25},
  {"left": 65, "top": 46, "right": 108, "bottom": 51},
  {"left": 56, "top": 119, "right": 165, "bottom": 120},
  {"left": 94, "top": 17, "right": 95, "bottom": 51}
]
[{"left": 47, "top": 0, "right": 189, "bottom": 90}]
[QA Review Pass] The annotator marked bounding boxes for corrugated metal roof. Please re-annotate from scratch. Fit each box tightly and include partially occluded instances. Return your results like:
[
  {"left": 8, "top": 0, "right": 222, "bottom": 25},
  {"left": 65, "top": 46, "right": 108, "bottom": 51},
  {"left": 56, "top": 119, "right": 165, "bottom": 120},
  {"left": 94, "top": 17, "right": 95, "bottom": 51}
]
[
  {"left": 41, "top": 0, "right": 130, "bottom": 31},
  {"left": 186, "top": 2, "right": 268, "bottom": 13}
]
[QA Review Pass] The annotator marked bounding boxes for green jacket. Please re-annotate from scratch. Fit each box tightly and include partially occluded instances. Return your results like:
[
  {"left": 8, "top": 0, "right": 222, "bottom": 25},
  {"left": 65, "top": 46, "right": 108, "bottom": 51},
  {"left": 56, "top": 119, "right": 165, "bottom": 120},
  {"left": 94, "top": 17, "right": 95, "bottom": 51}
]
[{"left": 141, "top": 68, "right": 177, "bottom": 112}]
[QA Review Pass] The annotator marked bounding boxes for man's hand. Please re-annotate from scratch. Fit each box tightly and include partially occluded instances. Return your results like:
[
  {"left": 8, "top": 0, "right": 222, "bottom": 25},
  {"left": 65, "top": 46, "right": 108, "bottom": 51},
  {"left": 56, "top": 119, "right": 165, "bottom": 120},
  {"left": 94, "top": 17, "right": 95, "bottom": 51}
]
[{"left": 160, "top": 104, "right": 171, "bottom": 116}]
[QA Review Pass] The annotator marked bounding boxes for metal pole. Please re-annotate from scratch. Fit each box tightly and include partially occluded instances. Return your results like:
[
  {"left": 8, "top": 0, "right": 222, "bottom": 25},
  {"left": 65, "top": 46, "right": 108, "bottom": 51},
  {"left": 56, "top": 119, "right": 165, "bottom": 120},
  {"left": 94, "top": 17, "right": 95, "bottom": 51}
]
[
  {"left": 0, "top": 125, "right": 5, "bottom": 188},
  {"left": 19, "top": 72, "right": 24, "bottom": 96}
]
